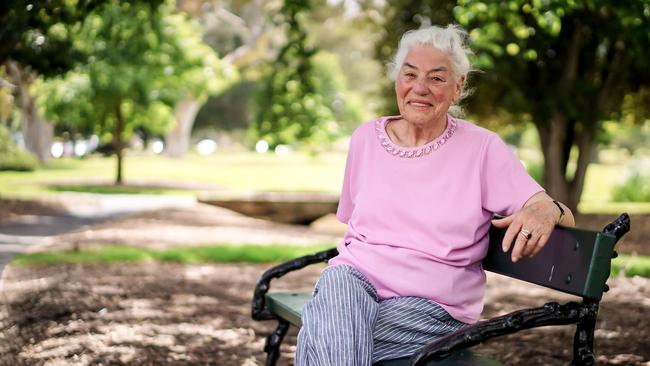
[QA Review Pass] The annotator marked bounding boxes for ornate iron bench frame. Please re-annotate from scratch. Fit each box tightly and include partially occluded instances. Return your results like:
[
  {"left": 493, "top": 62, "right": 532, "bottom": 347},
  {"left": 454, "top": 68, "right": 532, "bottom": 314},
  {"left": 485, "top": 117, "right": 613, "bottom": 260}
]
[{"left": 252, "top": 213, "right": 630, "bottom": 366}]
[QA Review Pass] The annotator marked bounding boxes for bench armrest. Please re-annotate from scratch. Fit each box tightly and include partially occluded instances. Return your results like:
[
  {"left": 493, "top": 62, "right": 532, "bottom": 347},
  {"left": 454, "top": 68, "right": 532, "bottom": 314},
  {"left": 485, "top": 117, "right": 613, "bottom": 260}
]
[
  {"left": 252, "top": 247, "right": 338, "bottom": 321},
  {"left": 602, "top": 213, "right": 630, "bottom": 243},
  {"left": 409, "top": 301, "right": 597, "bottom": 366}
]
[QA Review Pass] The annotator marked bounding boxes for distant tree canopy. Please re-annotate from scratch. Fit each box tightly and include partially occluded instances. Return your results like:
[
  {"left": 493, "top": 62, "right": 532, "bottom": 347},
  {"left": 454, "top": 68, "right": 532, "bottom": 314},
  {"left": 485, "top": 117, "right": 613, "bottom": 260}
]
[
  {"left": 1, "top": 0, "right": 167, "bottom": 163},
  {"left": 378, "top": 1, "right": 650, "bottom": 210},
  {"left": 252, "top": 0, "right": 337, "bottom": 150},
  {"left": 35, "top": 0, "right": 234, "bottom": 183},
  {"left": 0, "top": 0, "right": 96, "bottom": 75}
]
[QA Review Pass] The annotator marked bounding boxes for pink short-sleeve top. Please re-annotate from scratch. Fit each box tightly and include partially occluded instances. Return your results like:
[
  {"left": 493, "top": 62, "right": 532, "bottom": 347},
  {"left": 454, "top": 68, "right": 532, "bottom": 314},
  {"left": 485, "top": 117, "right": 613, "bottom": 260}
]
[{"left": 329, "top": 115, "right": 544, "bottom": 323}]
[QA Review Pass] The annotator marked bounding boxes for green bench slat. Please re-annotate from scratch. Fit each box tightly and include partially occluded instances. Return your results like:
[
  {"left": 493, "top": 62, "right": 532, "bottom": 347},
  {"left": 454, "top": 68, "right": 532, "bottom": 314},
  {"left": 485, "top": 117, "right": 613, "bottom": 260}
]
[
  {"left": 266, "top": 292, "right": 312, "bottom": 327},
  {"left": 484, "top": 226, "right": 616, "bottom": 300},
  {"left": 266, "top": 292, "right": 502, "bottom": 365}
]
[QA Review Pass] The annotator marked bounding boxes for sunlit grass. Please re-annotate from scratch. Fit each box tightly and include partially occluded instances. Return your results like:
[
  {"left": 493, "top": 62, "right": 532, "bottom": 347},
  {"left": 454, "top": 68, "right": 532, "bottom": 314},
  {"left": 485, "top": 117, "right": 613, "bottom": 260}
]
[
  {"left": 0, "top": 152, "right": 346, "bottom": 198},
  {"left": 11, "top": 244, "right": 336, "bottom": 266},
  {"left": 579, "top": 163, "right": 626, "bottom": 204},
  {"left": 578, "top": 162, "right": 650, "bottom": 213},
  {"left": 48, "top": 185, "right": 186, "bottom": 195},
  {"left": 12, "top": 244, "right": 648, "bottom": 279},
  {"left": 1, "top": 150, "right": 649, "bottom": 214}
]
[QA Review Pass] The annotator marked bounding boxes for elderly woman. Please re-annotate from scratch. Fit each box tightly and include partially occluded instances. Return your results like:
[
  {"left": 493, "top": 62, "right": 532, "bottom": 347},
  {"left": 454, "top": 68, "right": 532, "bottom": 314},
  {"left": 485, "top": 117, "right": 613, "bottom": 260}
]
[{"left": 295, "top": 24, "right": 575, "bottom": 365}]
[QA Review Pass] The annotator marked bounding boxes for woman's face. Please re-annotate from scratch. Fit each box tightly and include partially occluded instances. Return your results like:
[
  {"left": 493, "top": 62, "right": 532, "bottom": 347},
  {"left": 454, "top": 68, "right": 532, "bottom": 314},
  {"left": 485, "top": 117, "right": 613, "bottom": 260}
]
[{"left": 395, "top": 46, "right": 464, "bottom": 128}]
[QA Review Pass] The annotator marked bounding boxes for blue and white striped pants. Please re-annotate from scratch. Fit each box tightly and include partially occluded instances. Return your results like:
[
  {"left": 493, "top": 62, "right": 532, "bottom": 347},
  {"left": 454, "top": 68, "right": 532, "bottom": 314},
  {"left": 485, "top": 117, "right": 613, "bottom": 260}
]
[{"left": 295, "top": 265, "right": 466, "bottom": 365}]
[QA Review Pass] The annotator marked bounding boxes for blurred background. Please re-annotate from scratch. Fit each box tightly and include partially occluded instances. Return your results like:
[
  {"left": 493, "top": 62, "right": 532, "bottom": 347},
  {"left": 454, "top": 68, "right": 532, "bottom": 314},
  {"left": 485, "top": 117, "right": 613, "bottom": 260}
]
[
  {"left": 1, "top": 1, "right": 649, "bottom": 365},
  {"left": 0, "top": 0, "right": 648, "bottom": 211}
]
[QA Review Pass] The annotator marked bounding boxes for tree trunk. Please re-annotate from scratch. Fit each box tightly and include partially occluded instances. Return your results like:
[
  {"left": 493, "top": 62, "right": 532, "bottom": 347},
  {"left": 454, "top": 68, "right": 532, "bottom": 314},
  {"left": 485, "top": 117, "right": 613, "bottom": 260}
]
[
  {"left": 536, "top": 113, "right": 598, "bottom": 212},
  {"left": 7, "top": 61, "right": 53, "bottom": 163},
  {"left": 537, "top": 113, "right": 571, "bottom": 207},
  {"left": 113, "top": 101, "right": 125, "bottom": 185},
  {"left": 166, "top": 97, "right": 201, "bottom": 158},
  {"left": 568, "top": 123, "right": 596, "bottom": 210}
]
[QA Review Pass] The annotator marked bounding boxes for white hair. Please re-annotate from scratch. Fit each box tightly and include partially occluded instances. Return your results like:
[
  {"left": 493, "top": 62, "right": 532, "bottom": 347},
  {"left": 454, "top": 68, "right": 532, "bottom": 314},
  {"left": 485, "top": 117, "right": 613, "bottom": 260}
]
[
  {"left": 388, "top": 25, "right": 474, "bottom": 115},
  {"left": 389, "top": 24, "right": 472, "bottom": 81}
]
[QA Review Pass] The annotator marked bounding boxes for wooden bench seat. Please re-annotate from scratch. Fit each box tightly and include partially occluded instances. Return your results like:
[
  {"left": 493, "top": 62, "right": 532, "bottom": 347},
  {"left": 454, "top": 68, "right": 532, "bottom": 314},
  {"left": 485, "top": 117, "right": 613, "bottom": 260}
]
[{"left": 252, "top": 214, "right": 630, "bottom": 366}]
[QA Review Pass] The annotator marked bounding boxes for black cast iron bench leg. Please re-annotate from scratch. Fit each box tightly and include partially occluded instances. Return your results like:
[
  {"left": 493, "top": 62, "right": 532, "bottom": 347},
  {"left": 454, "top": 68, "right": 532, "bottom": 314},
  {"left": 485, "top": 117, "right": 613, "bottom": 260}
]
[{"left": 264, "top": 319, "right": 290, "bottom": 366}]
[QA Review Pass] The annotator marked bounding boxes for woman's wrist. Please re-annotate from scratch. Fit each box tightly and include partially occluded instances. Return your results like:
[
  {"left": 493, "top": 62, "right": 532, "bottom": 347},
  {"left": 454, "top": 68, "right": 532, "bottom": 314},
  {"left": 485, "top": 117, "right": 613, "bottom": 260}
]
[{"left": 551, "top": 200, "right": 565, "bottom": 225}]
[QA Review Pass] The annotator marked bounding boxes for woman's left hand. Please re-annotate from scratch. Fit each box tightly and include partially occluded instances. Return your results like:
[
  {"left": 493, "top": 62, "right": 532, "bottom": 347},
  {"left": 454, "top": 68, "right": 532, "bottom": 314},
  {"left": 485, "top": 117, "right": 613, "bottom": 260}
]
[{"left": 491, "top": 193, "right": 574, "bottom": 263}]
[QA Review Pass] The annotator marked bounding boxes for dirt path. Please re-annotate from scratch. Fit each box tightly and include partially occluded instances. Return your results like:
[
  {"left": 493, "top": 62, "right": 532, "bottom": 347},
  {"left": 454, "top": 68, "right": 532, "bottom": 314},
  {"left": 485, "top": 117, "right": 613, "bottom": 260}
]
[{"left": 0, "top": 198, "right": 649, "bottom": 365}]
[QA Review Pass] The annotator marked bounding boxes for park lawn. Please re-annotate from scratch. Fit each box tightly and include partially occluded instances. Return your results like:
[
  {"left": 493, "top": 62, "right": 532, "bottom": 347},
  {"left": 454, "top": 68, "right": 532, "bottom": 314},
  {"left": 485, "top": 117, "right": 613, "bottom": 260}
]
[
  {"left": 0, "top": 152, "right": 346, "bottom": 198},
  {"left": 11, "top": 244, "right": 335, "bottom": 266},
  {"left": 1, "top": 151, "right": 649, "bottom": 214},
  {"left": 577, "top": 163, "right": 650, "bottom": 213},
  {"left": 12, "top": 244, "right": 649, "bottom": 279}
]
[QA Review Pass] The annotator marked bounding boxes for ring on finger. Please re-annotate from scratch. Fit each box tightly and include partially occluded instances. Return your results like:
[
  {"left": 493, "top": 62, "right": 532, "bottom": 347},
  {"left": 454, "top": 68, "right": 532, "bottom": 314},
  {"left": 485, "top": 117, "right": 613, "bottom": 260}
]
[{"left": 519, "top": 228, "right": 532, "bottom": 240}]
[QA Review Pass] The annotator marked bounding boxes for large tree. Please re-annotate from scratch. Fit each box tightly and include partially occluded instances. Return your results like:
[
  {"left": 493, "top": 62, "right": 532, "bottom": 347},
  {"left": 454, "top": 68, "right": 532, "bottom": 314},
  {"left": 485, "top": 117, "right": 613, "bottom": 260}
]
[
  {"left": 456, "top": 1, "right": 650, "bottom": 210},
  {"left": 0, "top": 0, "right": 163, "bottom": 162},
  {"left": 1, "top": 0, "right": 95, "bottom": 162},
  {"left": 34, "top": 0, "right": 226, "bottom": 183},
  {"left": 378, "top": 1, "right": 650, "bottom": 210},
  {"left": 162, "top": 12, "right": 238, "bottom": 158}
]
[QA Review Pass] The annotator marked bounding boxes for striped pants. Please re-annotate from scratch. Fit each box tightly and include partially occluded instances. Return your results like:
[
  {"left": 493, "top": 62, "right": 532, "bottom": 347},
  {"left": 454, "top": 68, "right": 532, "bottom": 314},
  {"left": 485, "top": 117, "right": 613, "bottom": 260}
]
[{"left": 295, "top": 265, "right": 465, "bottom": 365}]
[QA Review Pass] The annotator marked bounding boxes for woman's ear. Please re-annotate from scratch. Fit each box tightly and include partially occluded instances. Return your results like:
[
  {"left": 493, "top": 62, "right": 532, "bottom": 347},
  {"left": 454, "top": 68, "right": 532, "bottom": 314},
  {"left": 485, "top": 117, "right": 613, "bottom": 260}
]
[{"left": 454, "top": 75, "right": 465, "bottom": 101}]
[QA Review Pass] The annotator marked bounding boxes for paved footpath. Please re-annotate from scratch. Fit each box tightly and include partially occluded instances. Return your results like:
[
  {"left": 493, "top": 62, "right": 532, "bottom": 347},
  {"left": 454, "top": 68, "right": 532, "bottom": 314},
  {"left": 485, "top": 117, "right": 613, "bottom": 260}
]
[
  {"left": 0, "top": 193, "right": 343, "bottom": 291},
  {"left": 0, "top": 194, "right": 197, "bottom": 282}
]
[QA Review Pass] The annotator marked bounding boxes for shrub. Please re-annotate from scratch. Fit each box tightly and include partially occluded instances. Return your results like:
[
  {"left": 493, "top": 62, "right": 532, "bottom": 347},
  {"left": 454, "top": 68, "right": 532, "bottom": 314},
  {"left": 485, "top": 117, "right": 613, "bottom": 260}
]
[
  {"left": 612, "top": 172, "right": 650, "bottom": 202},
  {"left": 0, "top": 125, "right": 38, "bottom": 171}
]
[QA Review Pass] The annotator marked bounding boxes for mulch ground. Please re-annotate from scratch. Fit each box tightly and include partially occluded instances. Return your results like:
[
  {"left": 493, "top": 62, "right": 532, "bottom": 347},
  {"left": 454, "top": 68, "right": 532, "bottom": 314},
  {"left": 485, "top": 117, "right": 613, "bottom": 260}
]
[
  {"left": 1, "top": 261, "right": 648, "bottom": 366},
  {"left": 0, "top": 199, "right": 649, "bottom": 365}
]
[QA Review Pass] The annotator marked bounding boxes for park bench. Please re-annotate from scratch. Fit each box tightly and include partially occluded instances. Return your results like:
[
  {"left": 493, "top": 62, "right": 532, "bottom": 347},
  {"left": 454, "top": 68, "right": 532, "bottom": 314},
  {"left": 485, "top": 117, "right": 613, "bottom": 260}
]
[{"left": 252, "top": 213, "right": 630, "bottom": 366}]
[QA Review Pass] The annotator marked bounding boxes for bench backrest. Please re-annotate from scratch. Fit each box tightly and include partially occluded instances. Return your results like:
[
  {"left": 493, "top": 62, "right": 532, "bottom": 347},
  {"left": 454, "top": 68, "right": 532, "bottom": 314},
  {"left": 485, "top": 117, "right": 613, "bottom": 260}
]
[{"left": 483, "top": 225, "right": 617, "bottom": 300}]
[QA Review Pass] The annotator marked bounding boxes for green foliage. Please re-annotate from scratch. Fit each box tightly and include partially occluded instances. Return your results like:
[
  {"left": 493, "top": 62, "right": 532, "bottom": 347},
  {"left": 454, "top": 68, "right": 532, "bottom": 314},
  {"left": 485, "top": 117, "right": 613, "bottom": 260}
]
[
  {"left": 33, "top": 0, "right": 236, "bottom": 182},
  {"left": 0, "top": 67, "right": 13, "bottom": 124},
  {"left": 305, "top": 0, "right": 384, "bottom": 122},
  {"left": 454, "top": 0, "right": 650, "bottom": 122},
  {"left": 378, "top": 0, "right": 650, "bottom": 209},
  {"left": 12, "top": 244, "right": 336, "bottom": 266},
  {"left": 0, "top": 125, "right": 38, "bottom": 171},
  {"left": 612, "top": 254, "right": 650, "bottom": 278},
  {"left": 311, "top": 51, "right": 368, "bottom": 133},
  {"left": 599, "top": 120, "right": 650, "bottom": 154},
  {"left": 154, "top": 11, "right": 238, "bottom": 104},
  {"left": 612, "top": 162, "right": 650, "bottom": 202},
  {"left": 0, "top": 0, "right": 97, "bottom": 75},
  {"left": 253, "top": 0, "right": 337, "bottom": 150}
]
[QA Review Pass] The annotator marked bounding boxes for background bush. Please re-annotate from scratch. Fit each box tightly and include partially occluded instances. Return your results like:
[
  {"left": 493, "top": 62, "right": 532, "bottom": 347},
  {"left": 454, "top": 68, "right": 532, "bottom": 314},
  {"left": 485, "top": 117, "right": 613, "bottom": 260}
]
[
  {"left": 613, "top": 172, "right": 650, "bottom": 202},
  {"left": 0, "top": 125, "right": 38, "bottom": 171}
]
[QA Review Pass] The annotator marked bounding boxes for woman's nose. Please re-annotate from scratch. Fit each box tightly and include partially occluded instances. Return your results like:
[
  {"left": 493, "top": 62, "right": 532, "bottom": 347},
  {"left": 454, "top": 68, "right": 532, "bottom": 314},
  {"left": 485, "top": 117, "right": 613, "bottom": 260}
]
[{"left": 413, "top": 78, "right": 429, "bottom": 94}]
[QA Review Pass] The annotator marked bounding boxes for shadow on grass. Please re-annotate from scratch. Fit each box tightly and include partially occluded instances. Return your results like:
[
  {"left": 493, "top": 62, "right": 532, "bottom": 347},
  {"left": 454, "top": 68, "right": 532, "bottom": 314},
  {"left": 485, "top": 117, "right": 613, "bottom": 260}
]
[{"left": 47, "top": 185, "right": 184, "bottom": 195}]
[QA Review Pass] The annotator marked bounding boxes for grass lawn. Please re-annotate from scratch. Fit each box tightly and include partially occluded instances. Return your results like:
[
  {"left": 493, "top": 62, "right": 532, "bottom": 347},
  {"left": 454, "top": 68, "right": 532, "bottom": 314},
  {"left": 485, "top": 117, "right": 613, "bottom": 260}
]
[
  {"left": 1, "top": 150, "right": 648, "bottom": 213},
  {"left": 11, "top": 244, "right": 335, "bottom": 266},
  {"left": 12, "top": 245, "right": 649, "bottom": 279},
  {"left": 0, "top": 152, "right": 347, "bottom": 197}
]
